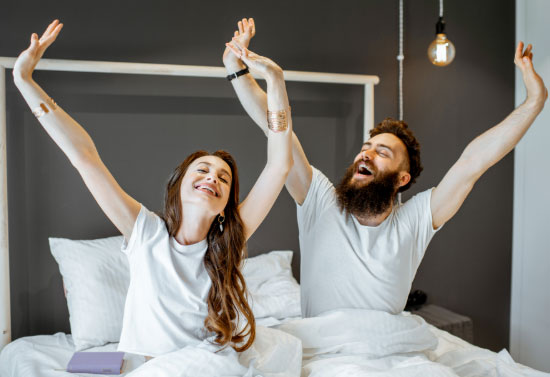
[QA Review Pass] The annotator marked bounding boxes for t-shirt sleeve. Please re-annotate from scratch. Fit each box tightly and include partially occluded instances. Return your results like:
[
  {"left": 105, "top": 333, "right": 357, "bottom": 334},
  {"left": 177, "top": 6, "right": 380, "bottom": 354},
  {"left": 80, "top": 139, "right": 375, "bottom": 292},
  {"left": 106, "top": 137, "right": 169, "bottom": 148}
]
[
  {"left": 297, "top": 166, "right": 337, "bottom": 232},
  {"left": 121, "top": 204, "right": 164, "bottom": 256},
  {"left": 398, "top": 188, "right": 442, "bottom": 265}
]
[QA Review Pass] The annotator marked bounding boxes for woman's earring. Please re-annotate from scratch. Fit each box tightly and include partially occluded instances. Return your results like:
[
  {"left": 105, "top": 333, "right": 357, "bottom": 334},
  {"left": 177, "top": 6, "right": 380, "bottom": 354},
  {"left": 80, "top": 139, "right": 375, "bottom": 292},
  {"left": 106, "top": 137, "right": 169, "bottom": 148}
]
[{"left": 218, "top": 215, "right": 225, "bottom": 232}]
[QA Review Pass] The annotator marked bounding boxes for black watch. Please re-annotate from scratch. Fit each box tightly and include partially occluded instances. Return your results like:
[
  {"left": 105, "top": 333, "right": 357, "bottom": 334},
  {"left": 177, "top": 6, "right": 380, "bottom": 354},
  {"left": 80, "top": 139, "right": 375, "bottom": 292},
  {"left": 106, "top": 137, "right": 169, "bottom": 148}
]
[{"left": 226, "top": 67, "right": 249, "bottom": 81}]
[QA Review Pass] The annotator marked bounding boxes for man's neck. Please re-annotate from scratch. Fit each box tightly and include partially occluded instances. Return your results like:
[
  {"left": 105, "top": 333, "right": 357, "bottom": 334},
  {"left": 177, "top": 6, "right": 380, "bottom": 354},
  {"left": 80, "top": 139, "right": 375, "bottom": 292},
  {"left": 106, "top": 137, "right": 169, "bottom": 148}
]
[{"left": 353, "top": 203, "right": 394, "bottom": 227}]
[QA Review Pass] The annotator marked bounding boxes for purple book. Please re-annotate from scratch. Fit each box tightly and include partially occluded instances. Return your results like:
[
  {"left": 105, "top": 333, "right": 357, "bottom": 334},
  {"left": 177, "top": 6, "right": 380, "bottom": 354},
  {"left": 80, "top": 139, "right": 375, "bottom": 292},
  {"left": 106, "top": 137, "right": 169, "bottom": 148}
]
[{"left": 67, "top": 352, "right": 125, "bottom": 375}]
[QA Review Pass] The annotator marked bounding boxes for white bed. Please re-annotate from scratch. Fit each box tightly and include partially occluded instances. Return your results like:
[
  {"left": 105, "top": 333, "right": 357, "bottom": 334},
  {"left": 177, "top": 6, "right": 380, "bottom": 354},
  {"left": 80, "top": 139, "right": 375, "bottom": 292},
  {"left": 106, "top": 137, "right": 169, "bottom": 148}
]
[
  {"left": 0, "top": 236, "right": 546, "bottom": 376},
  {"left": 2, "top": 312, "right": 548, "bottom": 377}
]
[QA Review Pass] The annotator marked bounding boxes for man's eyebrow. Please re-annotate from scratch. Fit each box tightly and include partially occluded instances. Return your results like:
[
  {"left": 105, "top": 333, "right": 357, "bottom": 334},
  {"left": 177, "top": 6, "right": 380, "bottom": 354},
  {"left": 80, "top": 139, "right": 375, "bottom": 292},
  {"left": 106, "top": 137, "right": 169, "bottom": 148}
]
[
  {"left": 377, "top": 144, "right": 394, "bottom": 152},
  {"left": 197, "top": 161, "right": 232, "bottom": 178},
  {"left": 362, "top": 142, "right": 394, "bottom": 152}
]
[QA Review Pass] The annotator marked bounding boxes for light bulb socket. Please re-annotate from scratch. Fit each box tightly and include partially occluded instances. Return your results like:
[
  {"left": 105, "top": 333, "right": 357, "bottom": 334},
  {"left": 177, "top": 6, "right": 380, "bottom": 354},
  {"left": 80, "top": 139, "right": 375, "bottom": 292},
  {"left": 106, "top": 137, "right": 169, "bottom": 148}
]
[{"left": 435, "top": 17, "right": 446, "bottom": 35}]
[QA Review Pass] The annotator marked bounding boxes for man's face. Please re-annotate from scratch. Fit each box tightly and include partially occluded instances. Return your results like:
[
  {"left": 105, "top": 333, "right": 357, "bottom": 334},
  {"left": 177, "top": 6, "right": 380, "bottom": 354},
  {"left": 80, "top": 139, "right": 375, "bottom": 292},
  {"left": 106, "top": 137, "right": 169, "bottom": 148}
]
[
  {"left": 335, "top": 133, "right": 411, "bottom": 217},
  {"left": 351, "top": 133, "right": 410, "bottom": 189}
]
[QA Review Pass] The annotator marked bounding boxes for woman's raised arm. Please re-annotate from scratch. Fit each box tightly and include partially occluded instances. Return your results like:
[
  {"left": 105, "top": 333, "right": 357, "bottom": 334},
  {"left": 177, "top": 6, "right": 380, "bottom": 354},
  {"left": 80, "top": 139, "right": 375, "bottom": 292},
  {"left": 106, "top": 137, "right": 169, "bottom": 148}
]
[
  {"left": 225, "top": 41, "right": 293, "bottom": 240},
  {"left": 13, "top": 20, "right": 140, "bottom": 239}
]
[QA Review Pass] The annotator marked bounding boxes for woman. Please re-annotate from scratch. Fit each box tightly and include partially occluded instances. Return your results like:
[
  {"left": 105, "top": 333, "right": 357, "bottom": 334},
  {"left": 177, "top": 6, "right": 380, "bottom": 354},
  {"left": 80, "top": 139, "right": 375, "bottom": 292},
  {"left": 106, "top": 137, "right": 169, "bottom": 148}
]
[{"left": 13, "top": 19, "right": 293, "bottom": 358}]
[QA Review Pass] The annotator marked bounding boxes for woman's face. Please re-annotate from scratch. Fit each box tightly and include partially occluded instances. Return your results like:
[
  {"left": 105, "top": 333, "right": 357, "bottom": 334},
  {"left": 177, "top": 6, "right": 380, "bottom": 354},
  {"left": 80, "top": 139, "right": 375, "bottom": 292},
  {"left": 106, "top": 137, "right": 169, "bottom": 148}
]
[{"left": 179, "top": 155, "right": 233, "bottom": 216}]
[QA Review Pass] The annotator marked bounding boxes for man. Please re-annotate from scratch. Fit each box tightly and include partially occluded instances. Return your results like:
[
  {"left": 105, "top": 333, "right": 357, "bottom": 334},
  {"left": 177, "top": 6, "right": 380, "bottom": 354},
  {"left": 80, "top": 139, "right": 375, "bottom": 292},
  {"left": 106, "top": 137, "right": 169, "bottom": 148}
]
[{"left": 223, "top": 18, "right": 547, "bottom": 317}]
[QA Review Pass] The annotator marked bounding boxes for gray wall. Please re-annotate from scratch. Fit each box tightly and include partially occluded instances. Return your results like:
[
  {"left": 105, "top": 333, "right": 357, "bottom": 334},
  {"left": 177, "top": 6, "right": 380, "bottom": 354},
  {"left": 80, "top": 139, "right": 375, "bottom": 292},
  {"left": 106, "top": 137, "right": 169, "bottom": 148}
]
[{"left": 1, "top": 0, "right": 515, "bottom": 352}]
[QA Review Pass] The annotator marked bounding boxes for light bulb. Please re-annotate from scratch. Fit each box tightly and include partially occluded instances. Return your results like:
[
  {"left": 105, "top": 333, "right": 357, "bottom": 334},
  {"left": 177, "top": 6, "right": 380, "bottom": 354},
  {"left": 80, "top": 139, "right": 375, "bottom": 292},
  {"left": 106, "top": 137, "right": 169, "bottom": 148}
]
[
  {"left": 428, "top": 34, "right": 456, "bottom": 66},
  {"left": 427, "top": 17, "right": 456, "bottom": 67}
]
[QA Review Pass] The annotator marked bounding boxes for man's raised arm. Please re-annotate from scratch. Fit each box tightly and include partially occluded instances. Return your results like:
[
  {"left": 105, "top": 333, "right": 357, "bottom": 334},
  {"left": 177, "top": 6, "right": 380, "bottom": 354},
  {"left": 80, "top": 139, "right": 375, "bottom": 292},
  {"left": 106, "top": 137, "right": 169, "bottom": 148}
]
[
  {"left": 223, "top": 18, "right": 312, "bottom": 205},
  {"left": 431, "top": 42, "right": 547, "bottom": 229}
]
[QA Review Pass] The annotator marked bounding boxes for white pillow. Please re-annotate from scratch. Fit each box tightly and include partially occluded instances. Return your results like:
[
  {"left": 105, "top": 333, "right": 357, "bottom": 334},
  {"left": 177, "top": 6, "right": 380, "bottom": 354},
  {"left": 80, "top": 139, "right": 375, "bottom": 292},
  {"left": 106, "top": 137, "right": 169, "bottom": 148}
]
[
  {"left": 49, "top": 236, "right": 300, "bottom": 350},
  {"left": 49, "top": 236, "right": 129, "bottom": 351},
  {"left": 242, "top": 251, "right": 301, "bottom": 319}
]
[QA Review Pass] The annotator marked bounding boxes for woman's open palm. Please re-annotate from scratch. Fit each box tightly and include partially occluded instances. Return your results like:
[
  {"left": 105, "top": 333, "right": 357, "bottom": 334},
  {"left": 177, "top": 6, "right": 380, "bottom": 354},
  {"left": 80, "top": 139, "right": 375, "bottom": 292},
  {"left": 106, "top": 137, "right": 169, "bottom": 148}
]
[{"left": 14, "top": 19, "right": 63, "bottom": 80}]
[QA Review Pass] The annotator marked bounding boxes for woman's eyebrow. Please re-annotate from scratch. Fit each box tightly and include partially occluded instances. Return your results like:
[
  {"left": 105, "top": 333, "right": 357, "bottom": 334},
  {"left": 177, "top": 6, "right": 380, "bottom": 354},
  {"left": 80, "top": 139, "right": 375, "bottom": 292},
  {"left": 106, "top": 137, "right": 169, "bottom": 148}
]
[{"left": 197, "top": 161, "right": 231, "bottom": 178}]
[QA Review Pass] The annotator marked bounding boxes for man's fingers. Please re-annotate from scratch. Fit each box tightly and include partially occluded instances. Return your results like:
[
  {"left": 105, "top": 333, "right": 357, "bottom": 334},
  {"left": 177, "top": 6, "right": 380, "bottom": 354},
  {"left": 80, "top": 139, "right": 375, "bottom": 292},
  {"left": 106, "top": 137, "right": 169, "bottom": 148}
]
[
  {"left": 515, "top": 41, "right": 524, "bottom": 61},
  {"left": 523, "top": 44, "right": 533, "bottom": 57}
]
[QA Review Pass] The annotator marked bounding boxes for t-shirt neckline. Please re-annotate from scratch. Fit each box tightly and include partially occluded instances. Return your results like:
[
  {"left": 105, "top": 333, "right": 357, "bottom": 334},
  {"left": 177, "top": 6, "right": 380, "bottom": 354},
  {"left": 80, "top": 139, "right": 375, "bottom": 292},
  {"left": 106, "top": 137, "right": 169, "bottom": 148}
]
[{"left": 170, "top": 237, "right": 208, "bottom": 254}]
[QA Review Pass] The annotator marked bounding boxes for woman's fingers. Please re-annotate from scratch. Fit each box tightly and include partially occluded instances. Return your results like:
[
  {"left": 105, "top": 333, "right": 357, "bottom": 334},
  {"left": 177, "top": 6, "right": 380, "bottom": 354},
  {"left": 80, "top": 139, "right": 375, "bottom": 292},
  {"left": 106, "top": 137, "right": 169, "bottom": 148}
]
[
  {"left": 43, "top": 20, "right": 59, "bottom": 38},
  {"left": 41, "top": 23, "right": 63, "bottom": 49},
  {"left": 238, "top": 20, "right": 244, "bottom": 34},
  {"left": 225, "top": 43, "right": 242, "bottom": 58},
  {"left": 232, "top": 38, "right": 245, "bottom": 50},
  {"left": 247, "top": 18, "right": 255, "bottom": 36}
]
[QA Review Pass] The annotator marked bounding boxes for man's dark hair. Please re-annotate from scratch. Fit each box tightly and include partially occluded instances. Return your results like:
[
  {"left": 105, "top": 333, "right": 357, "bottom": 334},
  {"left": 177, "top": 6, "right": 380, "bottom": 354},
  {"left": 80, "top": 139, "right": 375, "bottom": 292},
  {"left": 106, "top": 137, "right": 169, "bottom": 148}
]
[{"left": 369, "top": 118, "right": 422, "bottom": 192}]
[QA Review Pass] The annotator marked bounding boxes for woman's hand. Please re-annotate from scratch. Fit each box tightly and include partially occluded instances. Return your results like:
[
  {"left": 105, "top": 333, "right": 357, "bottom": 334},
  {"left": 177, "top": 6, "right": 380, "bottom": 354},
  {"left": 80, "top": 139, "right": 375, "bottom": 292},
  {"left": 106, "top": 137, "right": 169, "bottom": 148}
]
[
  {"left": 13, "top": 19, "right": 63, "bottom": 82},
  {"left": 223, "top": 18, "right": 255, "bottom": 69},
  {"left": 225, "top": 40, "right": 283, "bottom": 82},
  {"left": 515, "top": 41, "right": 548, "bottom": 106}
]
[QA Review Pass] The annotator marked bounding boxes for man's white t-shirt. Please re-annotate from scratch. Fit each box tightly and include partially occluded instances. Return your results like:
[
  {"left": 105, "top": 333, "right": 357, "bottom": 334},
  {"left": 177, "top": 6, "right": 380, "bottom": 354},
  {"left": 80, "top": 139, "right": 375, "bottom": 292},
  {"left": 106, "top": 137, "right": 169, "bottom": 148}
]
[
  {"left": 117, "top": 205, "right": 212, "bottom": 357},
  {"left": 297, "top": 167, "right": 440, "bottom": 317}
]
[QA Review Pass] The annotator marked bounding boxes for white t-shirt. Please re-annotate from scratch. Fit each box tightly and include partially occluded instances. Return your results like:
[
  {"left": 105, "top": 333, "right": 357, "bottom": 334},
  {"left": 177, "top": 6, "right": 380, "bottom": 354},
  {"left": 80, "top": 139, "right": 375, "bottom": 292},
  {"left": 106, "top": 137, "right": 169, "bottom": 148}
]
[
  {"left": 117, "top": 205, "right": 212, "bottom": 357},
  {"left": 297, "top": 167, "right": 440, "bottom": 317}
]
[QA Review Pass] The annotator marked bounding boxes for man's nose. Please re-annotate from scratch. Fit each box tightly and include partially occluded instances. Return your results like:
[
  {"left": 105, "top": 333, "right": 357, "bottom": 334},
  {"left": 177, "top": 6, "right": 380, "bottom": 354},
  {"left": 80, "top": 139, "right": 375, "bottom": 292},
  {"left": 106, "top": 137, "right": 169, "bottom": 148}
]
[{"left": 362, "top": 150, "right": 373, "bottom": 160}]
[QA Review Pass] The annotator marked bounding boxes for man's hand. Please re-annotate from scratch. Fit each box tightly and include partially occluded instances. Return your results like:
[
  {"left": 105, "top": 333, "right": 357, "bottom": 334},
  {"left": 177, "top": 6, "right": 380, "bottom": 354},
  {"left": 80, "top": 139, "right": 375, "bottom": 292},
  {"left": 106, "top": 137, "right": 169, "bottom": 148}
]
[
  {"left": 515, "top": 41, "right": 548, "bottom": 106},
  {"left": 223, "top": 18, "right": 255, "bottom": 70}
]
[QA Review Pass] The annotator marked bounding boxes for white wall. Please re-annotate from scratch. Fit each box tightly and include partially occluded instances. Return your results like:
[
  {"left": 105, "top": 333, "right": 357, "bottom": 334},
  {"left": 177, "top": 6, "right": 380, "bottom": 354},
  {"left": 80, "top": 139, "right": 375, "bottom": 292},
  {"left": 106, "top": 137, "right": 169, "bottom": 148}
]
[{"left": 511, "top": 0, "right": 550, "bottom": 372}]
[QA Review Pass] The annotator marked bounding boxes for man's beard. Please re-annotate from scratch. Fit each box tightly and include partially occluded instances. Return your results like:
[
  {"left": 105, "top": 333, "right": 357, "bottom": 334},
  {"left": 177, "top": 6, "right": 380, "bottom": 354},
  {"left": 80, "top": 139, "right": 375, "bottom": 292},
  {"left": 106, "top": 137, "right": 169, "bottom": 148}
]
[{"left": 335, "top": 161, "right": 400, "bottom": 217}]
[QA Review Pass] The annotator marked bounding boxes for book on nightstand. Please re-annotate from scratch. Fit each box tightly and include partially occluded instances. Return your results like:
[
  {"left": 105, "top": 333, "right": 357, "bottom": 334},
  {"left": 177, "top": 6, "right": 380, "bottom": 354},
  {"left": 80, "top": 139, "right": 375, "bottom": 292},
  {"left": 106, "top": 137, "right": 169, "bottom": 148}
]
[{"left": 66, "top": 352, "right": 125, "bottom": 374}]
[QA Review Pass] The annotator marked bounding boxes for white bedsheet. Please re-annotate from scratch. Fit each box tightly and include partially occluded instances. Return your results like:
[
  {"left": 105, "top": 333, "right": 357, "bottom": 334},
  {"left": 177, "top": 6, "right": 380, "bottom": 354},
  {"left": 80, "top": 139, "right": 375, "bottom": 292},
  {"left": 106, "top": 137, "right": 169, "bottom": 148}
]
[{"left": 2, "top": 311, "right": 549, "bottom": 377}]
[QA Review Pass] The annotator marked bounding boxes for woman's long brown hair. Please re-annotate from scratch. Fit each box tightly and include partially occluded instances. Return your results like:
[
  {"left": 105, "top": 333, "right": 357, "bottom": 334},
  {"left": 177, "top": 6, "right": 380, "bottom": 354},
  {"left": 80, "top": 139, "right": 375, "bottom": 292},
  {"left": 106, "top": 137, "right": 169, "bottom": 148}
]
[{"left": 162, "top": 150, "right": 255, "bottom": 352}]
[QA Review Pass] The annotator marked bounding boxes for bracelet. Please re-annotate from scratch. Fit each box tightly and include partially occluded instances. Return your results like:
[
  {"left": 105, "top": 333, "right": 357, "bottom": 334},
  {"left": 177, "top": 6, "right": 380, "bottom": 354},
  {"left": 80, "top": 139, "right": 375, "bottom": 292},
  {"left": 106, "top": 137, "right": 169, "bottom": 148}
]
[
  {"left": 226, "top": 67, "right": 249, "bottom": 81},
  {"left": 32, "top": 97, "right": 57, "bottom": 119},
  {"left": 267, "top": 107, "right": 291, "bottom": 133}
]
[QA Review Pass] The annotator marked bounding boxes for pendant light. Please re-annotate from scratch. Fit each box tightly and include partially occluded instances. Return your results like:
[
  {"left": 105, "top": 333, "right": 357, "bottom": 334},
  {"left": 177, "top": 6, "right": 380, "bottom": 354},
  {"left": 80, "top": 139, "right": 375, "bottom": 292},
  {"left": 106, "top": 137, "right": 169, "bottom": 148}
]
[{"left": 427, "top": 0, "right": 456, "bottom": 66}]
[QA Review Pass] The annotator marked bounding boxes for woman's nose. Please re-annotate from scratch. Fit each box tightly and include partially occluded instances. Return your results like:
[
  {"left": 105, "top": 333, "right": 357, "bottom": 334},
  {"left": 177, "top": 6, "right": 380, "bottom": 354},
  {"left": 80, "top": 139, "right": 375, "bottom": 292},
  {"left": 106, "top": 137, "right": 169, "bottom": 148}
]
[{"left": 206, "top": 174, "right": 217, "bottom": 183}]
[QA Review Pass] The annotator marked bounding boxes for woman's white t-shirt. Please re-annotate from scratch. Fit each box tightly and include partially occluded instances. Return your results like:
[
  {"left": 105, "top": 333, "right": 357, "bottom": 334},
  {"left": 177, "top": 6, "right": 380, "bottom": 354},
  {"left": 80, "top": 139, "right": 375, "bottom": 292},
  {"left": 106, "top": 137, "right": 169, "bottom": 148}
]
[{"left": 117, "top": 205, "right": 212, "bottom": 357}]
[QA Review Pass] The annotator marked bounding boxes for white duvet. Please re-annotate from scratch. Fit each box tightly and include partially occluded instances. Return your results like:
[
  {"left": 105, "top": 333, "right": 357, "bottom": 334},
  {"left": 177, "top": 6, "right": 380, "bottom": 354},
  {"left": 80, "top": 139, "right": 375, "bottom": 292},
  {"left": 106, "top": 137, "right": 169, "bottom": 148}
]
[
  {"left": 2, "top": 310, "right": 548, "bottom": 377},
  {"left": 276, "top": 309, "right": 549, "bottom": 377}
]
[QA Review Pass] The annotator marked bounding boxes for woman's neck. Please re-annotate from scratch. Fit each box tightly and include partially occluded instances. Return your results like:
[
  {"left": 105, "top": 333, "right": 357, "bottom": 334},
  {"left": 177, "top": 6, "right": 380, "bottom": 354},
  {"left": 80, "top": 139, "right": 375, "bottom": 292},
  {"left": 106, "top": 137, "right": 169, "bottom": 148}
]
[{"left": 174, "top": 204, "right": 215, "bottom": 245}]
